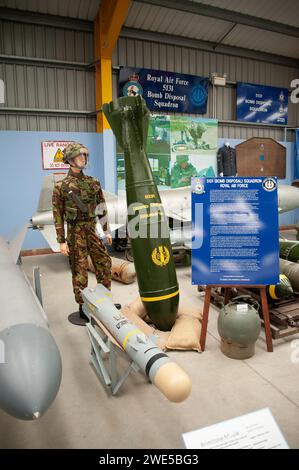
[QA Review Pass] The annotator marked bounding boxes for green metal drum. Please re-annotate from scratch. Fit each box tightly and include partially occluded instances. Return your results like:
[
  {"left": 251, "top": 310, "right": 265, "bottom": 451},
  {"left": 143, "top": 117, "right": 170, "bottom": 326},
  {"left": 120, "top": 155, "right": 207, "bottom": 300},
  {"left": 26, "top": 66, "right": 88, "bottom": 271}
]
[
  {"left": 218, "top": 302, "right": 261, "bottom": 359},
  {"left": 103, "top": 96, "right": 179, "bottom": 331}
]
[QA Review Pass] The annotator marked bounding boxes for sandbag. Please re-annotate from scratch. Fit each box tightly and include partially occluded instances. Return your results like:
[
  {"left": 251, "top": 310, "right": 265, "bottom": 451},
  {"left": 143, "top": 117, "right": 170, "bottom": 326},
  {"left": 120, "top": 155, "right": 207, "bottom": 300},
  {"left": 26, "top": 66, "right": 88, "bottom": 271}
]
[
  {"left": 166, "top": 315, "right": 201, "bottom": 352},
  {"left": 121, "top": 305, "right": 170, "bottom": 351}
]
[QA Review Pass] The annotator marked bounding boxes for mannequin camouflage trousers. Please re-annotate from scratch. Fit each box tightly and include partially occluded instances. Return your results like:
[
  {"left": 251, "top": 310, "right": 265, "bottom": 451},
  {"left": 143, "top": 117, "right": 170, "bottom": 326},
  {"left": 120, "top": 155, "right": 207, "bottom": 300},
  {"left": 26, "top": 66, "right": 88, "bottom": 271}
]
[{"left": 67, "top": 221, "right": 112, "bottom": 305}]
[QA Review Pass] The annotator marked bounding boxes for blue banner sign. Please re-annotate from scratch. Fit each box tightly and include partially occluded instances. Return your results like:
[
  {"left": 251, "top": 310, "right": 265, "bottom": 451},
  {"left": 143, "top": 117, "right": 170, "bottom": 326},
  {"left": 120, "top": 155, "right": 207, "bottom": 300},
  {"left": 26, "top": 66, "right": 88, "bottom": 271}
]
[
  {"left": 119, "top": 67, "right": 209, "bottom": 114},
  {"left": 192, "top": 177, "right": 279, "bottom": 285},
  {"left": 237, "top": 82, "right": 288, "bottom": 125}
]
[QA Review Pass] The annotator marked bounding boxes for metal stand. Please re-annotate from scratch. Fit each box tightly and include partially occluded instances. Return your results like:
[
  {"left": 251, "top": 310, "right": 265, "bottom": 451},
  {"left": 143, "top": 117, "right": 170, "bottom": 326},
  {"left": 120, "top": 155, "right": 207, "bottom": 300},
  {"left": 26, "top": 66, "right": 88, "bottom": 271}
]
[
  {"left": 200, "top": 285, "right": 273, "bottom": 353},
  {"left": 86, "top": 317, "right": 140, "bottom": 395}
]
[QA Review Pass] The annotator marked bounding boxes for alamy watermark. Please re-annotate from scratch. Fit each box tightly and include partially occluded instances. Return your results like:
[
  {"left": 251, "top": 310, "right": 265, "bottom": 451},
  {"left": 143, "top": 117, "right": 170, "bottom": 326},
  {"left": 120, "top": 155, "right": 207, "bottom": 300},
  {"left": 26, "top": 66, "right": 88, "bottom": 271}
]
[
  {"left": 290, "top": 79, "right": 299, "bottom": 104},
  {"left": 96, "top": 200, "right": 203, "bottom": 247}
]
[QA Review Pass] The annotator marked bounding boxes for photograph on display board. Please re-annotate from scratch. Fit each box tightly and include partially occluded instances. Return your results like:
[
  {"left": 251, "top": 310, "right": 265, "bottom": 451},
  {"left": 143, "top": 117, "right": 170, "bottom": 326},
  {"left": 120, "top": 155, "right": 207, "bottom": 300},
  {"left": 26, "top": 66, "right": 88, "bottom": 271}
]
[
  {"left": 170, "top": 117, "right": 218, "bottom": 188},
  {"left": 116, "top": 115, "right": 218, "bottom": 192},
  {"left": 147, "top": 115, "right": 171, "bottom": 189},
  {"left": 117, "top": 114, "right": 172, "bottom": 192},
  {"left": 147, "top": 114, "right": 171, "bottom": 154},
  {"left": 117, "top": 150, "right": 171, "bottom": 192}
]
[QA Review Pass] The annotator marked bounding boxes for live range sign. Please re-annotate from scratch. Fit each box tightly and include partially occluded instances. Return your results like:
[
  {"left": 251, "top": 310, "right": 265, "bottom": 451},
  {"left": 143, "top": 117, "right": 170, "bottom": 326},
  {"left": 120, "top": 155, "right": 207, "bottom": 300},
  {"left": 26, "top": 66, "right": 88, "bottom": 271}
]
[
  {"left": 41, "top": 141, "right": 72, "bottom": 170},
  {"left": 191, "top": 177, "right": 279, "bottom": 286},
  {"left": 119, "top": 66, "right": 209, "bottom": 114}
]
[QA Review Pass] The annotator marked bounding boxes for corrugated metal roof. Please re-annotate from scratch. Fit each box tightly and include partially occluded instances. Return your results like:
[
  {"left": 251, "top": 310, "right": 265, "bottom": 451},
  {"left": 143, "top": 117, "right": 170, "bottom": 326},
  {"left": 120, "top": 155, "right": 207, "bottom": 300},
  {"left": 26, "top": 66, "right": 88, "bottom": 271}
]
[
  {"left": 0, "top": 0, "right": 101, "bottom": 20},
  {"left": 126, "top": 3, "right": 235, "bottom": 43},
  {"left": 223, "top": 24, "right": 299, "bottom": 60},
  {"left": 126, "top": 1, "right": 299, "bottom": 60},
  {"left": 190, "top": 0, "right": 299, "bottom": 28},
  {"left": 1, "top": 0, "right": 298, "bottom": 60}
]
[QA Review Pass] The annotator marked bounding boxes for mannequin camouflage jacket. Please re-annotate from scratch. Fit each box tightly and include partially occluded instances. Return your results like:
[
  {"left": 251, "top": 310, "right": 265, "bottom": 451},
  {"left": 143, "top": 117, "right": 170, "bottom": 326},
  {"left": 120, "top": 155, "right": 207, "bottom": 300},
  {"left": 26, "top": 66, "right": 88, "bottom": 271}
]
[{"left": 52, "top": 170, "right": 109, "bottom": 243}]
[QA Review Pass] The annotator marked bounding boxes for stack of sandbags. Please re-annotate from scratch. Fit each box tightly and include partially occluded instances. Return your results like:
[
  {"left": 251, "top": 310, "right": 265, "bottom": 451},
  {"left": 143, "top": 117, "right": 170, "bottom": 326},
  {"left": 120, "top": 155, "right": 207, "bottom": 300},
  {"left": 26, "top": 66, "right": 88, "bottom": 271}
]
[
  {"left": 88, "top": 256, "right": 136, "bottom": 284},
  {"left": 122, "top": 301, "right": 170, "bottom": 351},
  {"left": 122, "top": 296, "right": 202, "bottom": 352}
]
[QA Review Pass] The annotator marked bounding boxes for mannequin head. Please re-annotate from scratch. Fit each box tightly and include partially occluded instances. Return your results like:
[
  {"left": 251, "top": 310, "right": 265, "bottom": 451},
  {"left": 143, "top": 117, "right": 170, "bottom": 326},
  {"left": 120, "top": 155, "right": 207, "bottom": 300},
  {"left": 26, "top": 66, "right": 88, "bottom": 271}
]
[{"left": 225, "top": 141, "right": 230, "bottom": 147}]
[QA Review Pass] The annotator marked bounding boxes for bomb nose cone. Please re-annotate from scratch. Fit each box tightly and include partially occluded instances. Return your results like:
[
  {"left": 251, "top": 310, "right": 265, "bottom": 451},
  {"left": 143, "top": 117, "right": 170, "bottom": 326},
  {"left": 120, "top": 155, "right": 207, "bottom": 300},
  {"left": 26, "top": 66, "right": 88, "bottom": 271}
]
[
  {"left": 153, "top": 362, "right": 192, "bottom": 403},
  {"left": 0, "top": 324, "right": 62, "bottom": 420}
]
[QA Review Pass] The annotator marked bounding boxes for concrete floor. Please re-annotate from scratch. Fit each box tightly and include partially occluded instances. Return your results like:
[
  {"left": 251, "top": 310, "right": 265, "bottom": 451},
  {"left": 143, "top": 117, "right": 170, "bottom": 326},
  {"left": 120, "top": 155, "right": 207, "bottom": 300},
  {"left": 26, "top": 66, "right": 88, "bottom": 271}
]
[{"left": 1, "top": 252, "right": 299, "bottom": 449}]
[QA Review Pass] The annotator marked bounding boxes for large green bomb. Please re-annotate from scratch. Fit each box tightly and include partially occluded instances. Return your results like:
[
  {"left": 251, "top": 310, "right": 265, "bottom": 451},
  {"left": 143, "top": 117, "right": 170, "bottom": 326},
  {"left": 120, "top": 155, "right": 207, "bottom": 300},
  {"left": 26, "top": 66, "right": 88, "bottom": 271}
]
[
  {"left": 279, "top": 240, "right": 299, "bottom": 262},
  {"left": 103, "top": 96, "right": 179, "bottom": 331},
  {"left": 280, "top": 258, "right": 299, "bottom": 293}
]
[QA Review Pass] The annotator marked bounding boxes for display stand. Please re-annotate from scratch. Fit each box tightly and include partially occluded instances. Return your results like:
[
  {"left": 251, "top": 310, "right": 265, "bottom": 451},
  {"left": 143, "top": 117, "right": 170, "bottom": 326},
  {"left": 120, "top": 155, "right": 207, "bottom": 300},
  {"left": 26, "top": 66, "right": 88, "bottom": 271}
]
[
  {"left": 200, "top": 285, "right": 273, "bottom": 352},
  {"left": 86, "top": 316, "right": 140, "bottom": 395}
]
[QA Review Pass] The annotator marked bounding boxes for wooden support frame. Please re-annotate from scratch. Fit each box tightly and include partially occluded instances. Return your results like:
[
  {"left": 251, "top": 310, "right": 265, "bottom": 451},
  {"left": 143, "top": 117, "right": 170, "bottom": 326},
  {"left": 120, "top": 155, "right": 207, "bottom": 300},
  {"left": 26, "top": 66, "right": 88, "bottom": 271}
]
[{"left": 200, "top": 285, "right": 273, "bottom": 353}]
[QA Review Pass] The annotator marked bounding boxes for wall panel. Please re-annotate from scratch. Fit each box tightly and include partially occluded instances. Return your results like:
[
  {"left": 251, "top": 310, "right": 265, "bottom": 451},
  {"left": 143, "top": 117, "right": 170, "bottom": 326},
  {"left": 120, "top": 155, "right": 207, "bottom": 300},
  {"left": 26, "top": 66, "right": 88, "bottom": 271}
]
[
  {"left": 0, "top": 19, "right": 94, "bottom": 131},
  {"left": 0, "top": 17, "right": 298, "bottom": 137},
  {"left": 112, "top": 36, "right": 299, "bottom": 140}
]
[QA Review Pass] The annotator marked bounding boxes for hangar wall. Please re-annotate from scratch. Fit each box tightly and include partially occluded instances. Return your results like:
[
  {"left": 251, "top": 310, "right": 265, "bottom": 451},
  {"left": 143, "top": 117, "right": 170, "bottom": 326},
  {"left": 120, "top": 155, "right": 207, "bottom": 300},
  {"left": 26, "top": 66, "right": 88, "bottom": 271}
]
[
  {"left": 112, "top": 36, "right": 299, "bottom": 141},
  {"left": 1, "top": 12, "right": 298, "bottom": 140},
  {"left": 0, "top": 10, "right": 298, "bottom": 249},
  {"left": 0, "top": 18, "right": 96, "bottom": 132}
]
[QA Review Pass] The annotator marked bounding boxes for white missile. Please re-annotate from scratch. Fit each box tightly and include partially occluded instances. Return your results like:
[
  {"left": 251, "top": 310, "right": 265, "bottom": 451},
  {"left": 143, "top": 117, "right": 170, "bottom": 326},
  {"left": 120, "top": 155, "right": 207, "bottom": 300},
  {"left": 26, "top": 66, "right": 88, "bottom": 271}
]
[
  {"left": 278, "top": 184, "right": 299, "bottom": 213},
  {"left": 82, "top": 284, "right": 192, "bottom": 403},
  {"left": 31, "top": 175, "right": 299, "bottom": 253},
  {"left": 0, "top": 236, "right": 62, "bottom": 420}
]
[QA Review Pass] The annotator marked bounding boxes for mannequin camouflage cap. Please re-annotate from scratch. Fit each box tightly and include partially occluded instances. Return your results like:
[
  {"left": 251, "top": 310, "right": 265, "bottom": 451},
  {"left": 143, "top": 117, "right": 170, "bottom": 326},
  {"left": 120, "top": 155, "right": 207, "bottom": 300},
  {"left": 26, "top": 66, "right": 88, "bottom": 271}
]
[{"left": 62, "top": 142, "right": 89, "bottom": 164}]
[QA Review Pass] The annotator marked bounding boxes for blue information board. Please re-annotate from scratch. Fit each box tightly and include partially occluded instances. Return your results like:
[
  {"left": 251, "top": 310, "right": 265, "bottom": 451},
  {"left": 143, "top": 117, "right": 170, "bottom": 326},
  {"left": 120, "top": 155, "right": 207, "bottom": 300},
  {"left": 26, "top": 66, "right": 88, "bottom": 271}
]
[
  {"left": 237, "top": 82, "right": 288, "bottom": 125},
  {"left": 192, "top": 177, "right": 279, "bottom": 285},
  {"left": 119, "top": 67, "right": 209, "bottom": 114}
]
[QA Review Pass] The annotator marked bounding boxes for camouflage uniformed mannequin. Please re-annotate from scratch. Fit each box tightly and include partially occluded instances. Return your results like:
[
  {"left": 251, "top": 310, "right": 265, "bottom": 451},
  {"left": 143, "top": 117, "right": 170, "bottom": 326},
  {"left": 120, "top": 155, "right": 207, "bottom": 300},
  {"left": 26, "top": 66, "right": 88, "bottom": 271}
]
[
  {"left": 171, "top": 154, "right": 197, "bottom": 188},
  {"left": 52, "top": 142, "right": 112, "bottom": 320}
]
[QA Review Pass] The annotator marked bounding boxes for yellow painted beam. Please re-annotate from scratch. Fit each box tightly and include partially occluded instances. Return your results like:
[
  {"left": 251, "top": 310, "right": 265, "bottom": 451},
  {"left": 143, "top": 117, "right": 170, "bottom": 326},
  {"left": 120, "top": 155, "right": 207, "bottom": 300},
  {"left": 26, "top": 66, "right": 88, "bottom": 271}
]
[
  {"left": 100, "top": 0, "right": 132, "bottom": 58},
  {"left": 95, "top": 56, "right": 112, "bottom": 131},
  {"left": 94, "top": 0, "right": 132, "bottom": 132}
]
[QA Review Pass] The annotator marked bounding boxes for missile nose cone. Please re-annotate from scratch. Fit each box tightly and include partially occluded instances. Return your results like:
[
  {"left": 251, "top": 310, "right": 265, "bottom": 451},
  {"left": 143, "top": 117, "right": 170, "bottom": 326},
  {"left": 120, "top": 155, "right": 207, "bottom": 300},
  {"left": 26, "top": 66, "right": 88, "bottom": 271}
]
[
  {"left": 0, "top": 324, "right": 62, "bottom": 420},
  {"left": 153, "top": 362, "right": 192, "bottom": 403}
]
